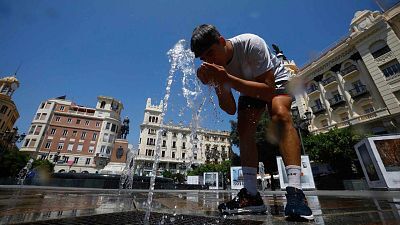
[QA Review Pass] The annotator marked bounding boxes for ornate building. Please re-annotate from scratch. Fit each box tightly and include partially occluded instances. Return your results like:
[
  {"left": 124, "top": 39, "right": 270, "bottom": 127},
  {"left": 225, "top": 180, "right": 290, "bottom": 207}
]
[
  {"left": 20, "top": 96, "right": 130, "bottom": 173},
  {"left": 292, "top": 6, "right": 400, "bottom": 135},
  {"left": 136, "top": 98, "right": 231, "bottom": 176},
  {"left": 0, "top": 76, "right": 20, "bottom": 133}
]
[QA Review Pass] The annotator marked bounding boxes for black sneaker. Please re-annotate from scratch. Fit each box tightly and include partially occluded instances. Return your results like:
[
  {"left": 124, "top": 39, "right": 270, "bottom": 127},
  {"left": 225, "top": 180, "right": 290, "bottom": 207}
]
[
  {"left": 218, "top": 188, "right": 266, "bottom": 215},
  {"left": 285, "top": 186, "right": 314, "bottom": 221}
]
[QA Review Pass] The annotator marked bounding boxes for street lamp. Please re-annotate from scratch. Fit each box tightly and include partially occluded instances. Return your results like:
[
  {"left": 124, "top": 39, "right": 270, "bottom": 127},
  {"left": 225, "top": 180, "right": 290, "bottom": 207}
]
[{"left": 291, "top": 107, "right": 312, "bottom": 155}]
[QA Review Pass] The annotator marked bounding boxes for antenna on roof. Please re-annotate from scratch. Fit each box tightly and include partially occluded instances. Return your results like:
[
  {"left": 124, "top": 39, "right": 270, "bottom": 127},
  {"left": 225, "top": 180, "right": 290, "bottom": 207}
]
[{"left": 14, "top": 62, "right": 23, "bottom": 77}]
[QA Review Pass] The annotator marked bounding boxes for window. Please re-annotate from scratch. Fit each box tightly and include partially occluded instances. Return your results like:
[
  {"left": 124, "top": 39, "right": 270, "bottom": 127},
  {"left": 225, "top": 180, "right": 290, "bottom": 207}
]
[
  {"left": 73, "top": 157, "right": 79, "bottom": 164},
  {"left": 40, "top": 102, "right": 45, "bottom": 109},
  {"left": 60, "top": 106, "right": 65, "bottom": 111},
  {"left": 85, "top": 120, "right": 90, "bottom": 126},
  {"left": 23, "top": 139, "right": 30, "bottom": 147},
  {"left": 96, "top": 122, "right": 101, "bottom": 127},
  {"left": 39, "top": 113, "right": 47, "bottom": 120},
  {"left": 172, "top": 152, "right": 175, "bottom": 158},
  {"left": 88, "top": 146, "right": 94, "bottom": 153},
  {"left": 81, "top": 132, "right": 86, "bottom": 139},
  {"left": 162, "top": 140, "right": 166, "bottom": 147},
  {"left": 100, "top": 101, "right": 106, "bottom": 109},
  {"left": 50, "top": 128, "right": 56, "bottom": 135},
  {"left": 85, "top": 158, "right": 91, "bottom": 165},
  {"left": 72, "top": 131, "right": 77, "bottom": 137},
  {"left": 57, "top": 142, "right": 64, "bottom": 150},
  {"left": 35, "top": 113, "right": 40, "bottom": 120},
  {"left": 0, "top": 105, "right": 8, "bottom": 114},
  {"left": 67, "top": 118, "right": 72, "bottom": 123},
  {"left": 111, "top": 124, "right": 116, "bottom": 132},
  {"left": 45, "top": 141, "right": 51, "bottom": 149},
  {"left": 106, "top": 146, "right": 111, "bottom": 154},
  {"left": 182, "top": 142, "right": 186, "bottom": 149},
  {"left": 76, "top": 119, "right": 81, "bottom": 124},
  {"left": 28, "top": 125, "right": 36, "bottom": 135},
  {"left": 100, "top": 145, "right": 105, "bottom": 153},
  {"left": 182, "top": 153, "right": 185, "bottom": 159},
  {"left": 173, "top": 132, "right": 177, "bottom": 137},
  {"left": 370, "top": 40, "right": 391, "bottom": 58},
  {"left": 362, "top": 104, "right": 374, "bottom": 114},
  {"left": 67, "top": 144, "right": 74, "bottom": 151},
  {"left": 55, "top": 116, "right": 61, "bottom": 122},
  {"left": 380, "top": 59, "right": 400, "bottom": 80},
  {"left": 103, "top": 133, "right": 109, "bottom": 142},
  {"left": 162, "top": 151, "right": 165, "bottom": 157},
  {"left": 106, "top": 122, "right": 110, "bottom": 130},
  {"left": 77, "top": 144, "right": 83, "bottom": 152},
  {"left": 172, "top": 141, "right": 176, "bottom": 148},
  {"left": 62, "top": 130, "right": 68, "bottom": 136},
  {"left": 92, "top": 133, "right": 97, "bottom": 141},
  {"left": 63, "top": 156, "right": 69, "bottom": 163},
  {"left": 109, "top": 134, "right": 114, "bottom": 143}
]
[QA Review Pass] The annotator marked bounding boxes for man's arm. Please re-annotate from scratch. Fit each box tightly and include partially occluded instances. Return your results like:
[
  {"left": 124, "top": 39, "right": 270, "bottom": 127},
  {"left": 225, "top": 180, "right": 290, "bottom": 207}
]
[
  {"left": 200, "top": 62, "right": 276, "bottom": 102},
  {"left": 226, "top": 69, "right": 275, "bottom": 102},
  {"left": 215, "top": 84, "right": 236, "bottom": 115}
]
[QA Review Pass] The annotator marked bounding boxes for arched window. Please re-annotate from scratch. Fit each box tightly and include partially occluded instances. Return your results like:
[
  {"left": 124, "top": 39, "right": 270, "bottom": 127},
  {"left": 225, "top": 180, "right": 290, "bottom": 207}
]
[
  {"left": 100, "top": 101, "right": 106, "bottom": 109},
  {"left": 369, "top": 40, "right": 391, "bottom": 58}
]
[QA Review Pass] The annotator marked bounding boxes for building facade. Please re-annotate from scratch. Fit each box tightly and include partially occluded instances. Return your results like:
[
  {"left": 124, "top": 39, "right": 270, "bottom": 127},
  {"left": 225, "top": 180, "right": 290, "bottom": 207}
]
[
  {"left": 292, "top": 7, "right": 400, "bottom": 135},
  {"left": 136, "top": 98, "right": 231, "bottom": 175},
  {"left": 20, "top": 96, "right": 128, "bottom": 173},
  {"left": 0, "top": 76, "right": 20, "bottom": 134}
]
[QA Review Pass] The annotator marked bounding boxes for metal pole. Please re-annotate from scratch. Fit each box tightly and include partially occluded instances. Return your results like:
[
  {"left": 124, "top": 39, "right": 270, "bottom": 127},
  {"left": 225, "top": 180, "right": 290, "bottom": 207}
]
[{"left": 298, "top": 127, "right": 306, "bottom": 155}]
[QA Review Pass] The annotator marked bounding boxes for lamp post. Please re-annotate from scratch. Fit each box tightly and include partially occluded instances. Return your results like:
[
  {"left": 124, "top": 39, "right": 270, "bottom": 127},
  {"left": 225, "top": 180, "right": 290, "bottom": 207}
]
[{"left": 291, "top": 107, "right": 312, "bottom": 155}]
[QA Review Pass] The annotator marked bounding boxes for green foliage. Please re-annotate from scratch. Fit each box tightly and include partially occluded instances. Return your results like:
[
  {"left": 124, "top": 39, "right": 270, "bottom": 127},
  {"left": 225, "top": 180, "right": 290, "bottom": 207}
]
[
  {"left": 161, "top": 170, "right": 186, "bottom": 183},
  {"left": 187, "top": 160, "right": 231, "bottom": 176},
  {"left": 0, "top": 148, "right": 30, "bottom": 178},
  {"left": 303, "top": 127, "right": 366, "bottom": 178},
  {"left": 32, "top": 159, "right": 55, "bottom": 174}
]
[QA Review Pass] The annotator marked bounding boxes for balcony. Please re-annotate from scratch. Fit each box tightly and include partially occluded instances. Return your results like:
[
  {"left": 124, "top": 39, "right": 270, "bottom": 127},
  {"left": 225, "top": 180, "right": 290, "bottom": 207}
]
[
  {"left": 349, "top": 85, "right": 369, "bottom": 99},
  {"left": 306, "top": 86, "right": 319, "bottom": 95},
  {"left": 322, "top": 76, "right": 337, "bottom": 87},
  {"left": 328, "top": 95, "right": 346, "bottom": 108},
  {"left": 311, "top": 104, "right": 326, "bottom": 115},
  {"left": 341, "top": 65, "right": 358, "bottom": 78}
]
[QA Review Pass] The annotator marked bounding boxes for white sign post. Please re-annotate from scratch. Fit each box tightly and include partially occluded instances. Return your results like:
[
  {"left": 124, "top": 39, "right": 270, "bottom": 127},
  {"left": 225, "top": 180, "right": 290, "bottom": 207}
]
[
  {"left": 354, "top": 135, "right": 400, "bottom": 190},
  {"left": 276, "top": 155, "right": 316, "bottom": 190},
  {"left": 230, "top": 166, "right": 244, "bottom": 190}
]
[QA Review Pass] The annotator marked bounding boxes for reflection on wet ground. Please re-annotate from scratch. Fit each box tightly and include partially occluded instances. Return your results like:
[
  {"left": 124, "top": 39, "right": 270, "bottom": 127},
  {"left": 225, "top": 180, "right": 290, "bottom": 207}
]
[{"left": 0, "top": 186, "right": 399, "bottom": 224}]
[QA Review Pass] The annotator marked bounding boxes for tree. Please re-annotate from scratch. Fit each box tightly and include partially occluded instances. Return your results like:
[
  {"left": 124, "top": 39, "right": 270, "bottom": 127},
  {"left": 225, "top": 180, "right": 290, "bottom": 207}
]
[
  {"left": 0, "top": 146, "right": 30, "bottom": 178},
  {"left": 187, "top": 160, "right": 231, "bottom": 176},
  {"left": 303, "top": 127, "right": 366, "bottom": 179}
]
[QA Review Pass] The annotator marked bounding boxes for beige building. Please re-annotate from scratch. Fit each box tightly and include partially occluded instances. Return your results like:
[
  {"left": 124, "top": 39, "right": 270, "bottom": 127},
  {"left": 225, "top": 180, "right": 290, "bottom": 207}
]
[
  {"left": 291, "top": 6, "right": 400, "bottom": 135},
  {"left": 136, "top": 98, "right": 231, "bottom": 175},
  {"left": 20, "top": 96, "right": 129, "bottom": 173},
  {"left": 0, "top": 76, "right": 20, "bottom": 134}
]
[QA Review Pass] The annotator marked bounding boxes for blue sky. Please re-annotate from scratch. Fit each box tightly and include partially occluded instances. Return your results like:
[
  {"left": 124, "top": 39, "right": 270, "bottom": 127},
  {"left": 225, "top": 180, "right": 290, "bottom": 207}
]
[{"left": 0, "top": 0, "right": 385, "bottom": 151}]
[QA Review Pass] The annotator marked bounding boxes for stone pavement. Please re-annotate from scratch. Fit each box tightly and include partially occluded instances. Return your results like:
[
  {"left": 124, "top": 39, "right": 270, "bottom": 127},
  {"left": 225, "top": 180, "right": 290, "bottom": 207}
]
[{"left": 0, "top": 185, "right": 399, "bottom": 224}]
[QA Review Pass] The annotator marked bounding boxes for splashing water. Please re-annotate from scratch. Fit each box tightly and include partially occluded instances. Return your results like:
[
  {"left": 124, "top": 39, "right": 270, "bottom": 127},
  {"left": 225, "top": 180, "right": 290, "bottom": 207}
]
[
  {"left": 16, "top": 158, "right": 34, "bottom": 185},
  {"left": 118, "top": 146, "right": 137, "bottom": 195},
  {"left": 144, "top": 39, "right": 196, "bottom": 224}
]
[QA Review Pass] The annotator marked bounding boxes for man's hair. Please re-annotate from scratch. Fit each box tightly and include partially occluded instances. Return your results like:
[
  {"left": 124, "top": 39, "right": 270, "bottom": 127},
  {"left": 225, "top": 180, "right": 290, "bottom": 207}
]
[{"left": 191, "top": 24, "right": 221, "bottom": 58}]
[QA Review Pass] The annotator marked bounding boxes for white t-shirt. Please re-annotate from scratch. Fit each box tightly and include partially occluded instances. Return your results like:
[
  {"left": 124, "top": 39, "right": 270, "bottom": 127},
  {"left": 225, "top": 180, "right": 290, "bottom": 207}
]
[{"left": 226, "top": 33, "right": 289, "bottom": 84}]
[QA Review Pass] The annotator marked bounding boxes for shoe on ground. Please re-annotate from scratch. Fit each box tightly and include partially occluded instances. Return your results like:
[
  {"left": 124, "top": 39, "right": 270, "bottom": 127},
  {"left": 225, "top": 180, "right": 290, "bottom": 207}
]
[
  {"left": 218, "top": 188, "right": 266, "bottom": 215},
  {"left": 284, "top": 186, "right": 314, "bottom": 221}
]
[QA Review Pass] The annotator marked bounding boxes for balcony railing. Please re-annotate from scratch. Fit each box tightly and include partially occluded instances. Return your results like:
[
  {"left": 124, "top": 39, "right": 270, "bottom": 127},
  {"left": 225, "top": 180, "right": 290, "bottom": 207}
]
[
  {"left": 306, "top": 86, "right": 319, "bottom": 94},
  {"left": 349, "top": 85, "right": 369, "bottom": 98},
  {"left": 322, "top": 76, "right": 337, "bottom": 86},
  {"left": 340, "top": 65, "right": 358, "bottom": 76},
  {"left": 328, "top": 95, "right": 346, "bottom": 107},
  {"left": 311, "top": 104, "right": 326, "bottom": 114}
]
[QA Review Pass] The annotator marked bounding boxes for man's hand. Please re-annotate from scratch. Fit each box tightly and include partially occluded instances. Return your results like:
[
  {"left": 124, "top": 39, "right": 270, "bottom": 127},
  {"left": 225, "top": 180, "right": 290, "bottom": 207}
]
[{"left": 196, "top": 62, "right": 229, "bottom": 85}]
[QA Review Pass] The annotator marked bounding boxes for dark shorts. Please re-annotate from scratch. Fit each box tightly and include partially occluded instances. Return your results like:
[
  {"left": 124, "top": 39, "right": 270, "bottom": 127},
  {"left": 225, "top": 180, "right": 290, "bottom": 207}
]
[{"left": 238, "top": 81, "right": 292, "bottom": 111}]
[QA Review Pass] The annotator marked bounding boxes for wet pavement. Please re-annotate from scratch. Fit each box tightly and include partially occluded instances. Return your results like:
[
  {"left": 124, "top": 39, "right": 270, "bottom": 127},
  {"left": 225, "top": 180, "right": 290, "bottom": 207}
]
[{"left": 0, "top": 185, "right": 399, "bottom": 224}]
